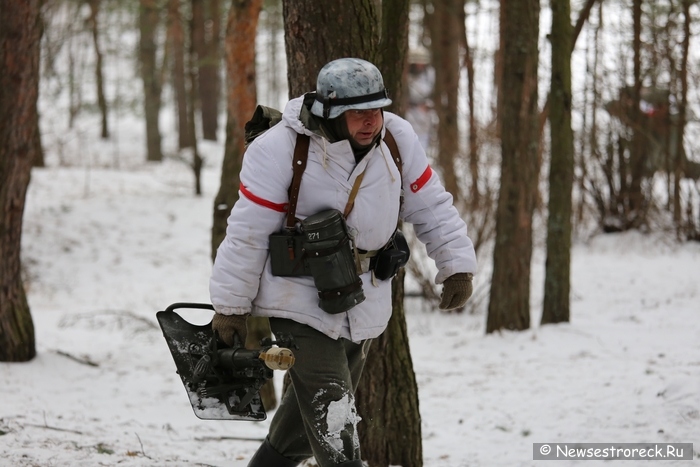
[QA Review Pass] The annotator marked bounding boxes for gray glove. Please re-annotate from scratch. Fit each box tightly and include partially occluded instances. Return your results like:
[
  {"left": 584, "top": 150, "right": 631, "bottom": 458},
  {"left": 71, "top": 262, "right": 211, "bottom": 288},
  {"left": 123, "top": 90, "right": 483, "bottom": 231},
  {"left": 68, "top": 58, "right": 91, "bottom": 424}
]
[
  {"left": 212, "top": 313, "right": 248, "bottom": 347},
  {"left": 439, "top": 273, "right": 474, "bottom": 310}
]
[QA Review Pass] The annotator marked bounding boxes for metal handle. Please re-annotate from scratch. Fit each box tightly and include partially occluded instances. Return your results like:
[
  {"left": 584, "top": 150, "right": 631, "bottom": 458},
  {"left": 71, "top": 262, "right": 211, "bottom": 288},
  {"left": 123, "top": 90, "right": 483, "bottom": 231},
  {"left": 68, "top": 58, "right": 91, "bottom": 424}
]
[{"left": 162, "top": 302, "right": 214, "bottom": 314}]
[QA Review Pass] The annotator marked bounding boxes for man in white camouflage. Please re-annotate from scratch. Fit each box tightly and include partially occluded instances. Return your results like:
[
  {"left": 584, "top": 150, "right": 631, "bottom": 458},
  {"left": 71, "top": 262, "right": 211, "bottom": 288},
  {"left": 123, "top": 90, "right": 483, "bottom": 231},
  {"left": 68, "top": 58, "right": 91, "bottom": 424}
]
[{"left": 210, "top": 57, "right": 477, "bottom": 467}]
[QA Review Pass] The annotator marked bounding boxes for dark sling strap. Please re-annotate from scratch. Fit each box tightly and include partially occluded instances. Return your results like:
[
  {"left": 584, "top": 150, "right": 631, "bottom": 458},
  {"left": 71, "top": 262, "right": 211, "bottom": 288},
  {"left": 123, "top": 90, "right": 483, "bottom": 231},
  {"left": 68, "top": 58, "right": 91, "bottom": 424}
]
[
  {"left": 383, "top": 129, "right": 402, "bottom": 176},
  {"left": 286, "top": 133, "right": 310, "bottom": 229},
  {"left": 284, "top": 130, "right": 402, "bottom": 228}
]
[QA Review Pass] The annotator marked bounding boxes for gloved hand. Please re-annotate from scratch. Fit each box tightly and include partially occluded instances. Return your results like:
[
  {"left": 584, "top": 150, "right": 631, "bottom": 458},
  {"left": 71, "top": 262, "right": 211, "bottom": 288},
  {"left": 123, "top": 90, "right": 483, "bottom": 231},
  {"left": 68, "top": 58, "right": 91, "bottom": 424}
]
[
  {"left": 439, "top": 273, "right": 474, "bottom": 310},
  {"left": 212, "top": 313, "right": 249, "bottom": 347}
]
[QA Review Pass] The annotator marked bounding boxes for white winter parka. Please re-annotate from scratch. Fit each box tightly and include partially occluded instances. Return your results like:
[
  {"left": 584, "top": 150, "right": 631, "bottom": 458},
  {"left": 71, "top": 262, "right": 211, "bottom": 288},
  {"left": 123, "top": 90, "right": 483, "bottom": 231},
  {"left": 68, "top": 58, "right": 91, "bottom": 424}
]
[{"left": 209, "top": 96, "right": 477, "bottom": 342}]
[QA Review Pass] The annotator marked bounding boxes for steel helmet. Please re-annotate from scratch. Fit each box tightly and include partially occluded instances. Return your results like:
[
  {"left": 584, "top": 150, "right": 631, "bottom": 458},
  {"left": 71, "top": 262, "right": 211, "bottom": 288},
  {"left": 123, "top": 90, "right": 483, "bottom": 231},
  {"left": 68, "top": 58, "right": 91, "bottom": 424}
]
[
  {"left": 409, "top": 46, "right": 431, "bottom": 65},
  {"left": 311, "top": 58, "right": 393, "bottom": 119}
]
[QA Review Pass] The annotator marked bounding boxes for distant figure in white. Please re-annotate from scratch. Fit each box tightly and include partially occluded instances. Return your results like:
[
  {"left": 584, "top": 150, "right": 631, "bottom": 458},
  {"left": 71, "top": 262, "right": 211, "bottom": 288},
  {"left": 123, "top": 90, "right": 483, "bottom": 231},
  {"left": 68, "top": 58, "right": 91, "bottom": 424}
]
[{"left": 405, "top": 47, "right": 436, "bottom": 152}]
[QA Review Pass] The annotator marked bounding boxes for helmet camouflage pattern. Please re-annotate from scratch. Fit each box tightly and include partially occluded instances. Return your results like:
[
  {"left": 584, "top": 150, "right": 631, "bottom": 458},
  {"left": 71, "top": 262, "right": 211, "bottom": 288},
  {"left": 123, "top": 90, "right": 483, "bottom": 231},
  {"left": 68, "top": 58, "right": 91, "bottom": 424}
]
[{"left": 311, "top": 58, "right": 393, "bottom": 119}]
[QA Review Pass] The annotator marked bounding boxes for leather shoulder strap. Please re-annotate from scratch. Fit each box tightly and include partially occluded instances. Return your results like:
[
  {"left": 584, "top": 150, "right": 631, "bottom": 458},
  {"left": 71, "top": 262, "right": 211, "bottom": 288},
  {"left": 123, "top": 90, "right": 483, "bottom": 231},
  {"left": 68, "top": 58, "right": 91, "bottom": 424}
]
[
  {"left": 384, "top": 129, "right": 404, "bottom": 215},
  {"left": 286, "top": 130, "right": 401, "bottom": 228},
  {"left": 384, "top": 129, "right": 402, "bottom": 178},
  {"left": 286, "top": 133, "right": 310, "bottom": 229}
]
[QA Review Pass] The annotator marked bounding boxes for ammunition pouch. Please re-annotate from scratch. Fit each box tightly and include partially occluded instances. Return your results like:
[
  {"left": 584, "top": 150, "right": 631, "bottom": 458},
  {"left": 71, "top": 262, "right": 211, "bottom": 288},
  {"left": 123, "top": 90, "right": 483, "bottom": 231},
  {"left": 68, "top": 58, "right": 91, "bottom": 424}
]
[
  {"left": 269, "top": 230, "right": 311, "bottom": 277},
  {"left": 269, "top": 209, "right": 365, "bottom": 314},
  {"left": 370, "top": 229, "right": 410, "bottom": 281},
  {"left": 269, "top": 225, "right": 410, "bottom": 284},
  {"left": 302, "top": 209, "right": 365, "bottom": 314}
]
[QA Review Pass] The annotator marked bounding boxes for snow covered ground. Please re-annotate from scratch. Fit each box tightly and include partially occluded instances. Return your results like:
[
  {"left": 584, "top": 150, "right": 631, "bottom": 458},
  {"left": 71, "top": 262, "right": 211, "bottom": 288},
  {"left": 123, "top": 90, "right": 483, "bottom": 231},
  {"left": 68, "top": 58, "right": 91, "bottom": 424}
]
[
  {"left": 2, "top": 1, "right": 698, "bottom": 464},
  {"left": 1, "top": 110, "right": 698, "bottom": 467}
]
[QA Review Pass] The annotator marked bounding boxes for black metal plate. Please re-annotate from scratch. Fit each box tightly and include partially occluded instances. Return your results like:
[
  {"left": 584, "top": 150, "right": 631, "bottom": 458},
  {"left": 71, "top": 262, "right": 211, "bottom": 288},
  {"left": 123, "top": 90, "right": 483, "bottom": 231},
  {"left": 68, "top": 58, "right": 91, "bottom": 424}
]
[{"left": 156, "top": 303, "right": 266, "bottom": 421}]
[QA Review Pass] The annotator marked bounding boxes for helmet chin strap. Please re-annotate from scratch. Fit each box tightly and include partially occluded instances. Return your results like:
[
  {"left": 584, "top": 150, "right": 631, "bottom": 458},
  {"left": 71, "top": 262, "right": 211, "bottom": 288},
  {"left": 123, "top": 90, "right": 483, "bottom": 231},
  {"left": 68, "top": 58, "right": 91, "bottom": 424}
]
[
  {"left": 338, "top": 115, "right": 382, "bottom": 161},
  {"left": 317, "top": 111, "right": 383, "bottom": 161}
]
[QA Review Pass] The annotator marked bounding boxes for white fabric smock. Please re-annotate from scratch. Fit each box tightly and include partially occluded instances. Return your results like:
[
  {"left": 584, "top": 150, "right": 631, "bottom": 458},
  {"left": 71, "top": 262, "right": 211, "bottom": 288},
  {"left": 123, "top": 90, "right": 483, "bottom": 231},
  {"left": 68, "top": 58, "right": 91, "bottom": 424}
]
[{"left": 210, "top": 95, "right": 477, "bottom": 343}]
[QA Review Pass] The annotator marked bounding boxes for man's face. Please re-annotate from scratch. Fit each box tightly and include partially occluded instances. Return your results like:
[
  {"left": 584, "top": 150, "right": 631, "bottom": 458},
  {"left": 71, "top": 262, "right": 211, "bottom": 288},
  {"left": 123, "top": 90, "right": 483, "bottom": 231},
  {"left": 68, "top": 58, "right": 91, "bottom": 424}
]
[{"left": 343, "top": 109, "right": 383, "bottom": 147}]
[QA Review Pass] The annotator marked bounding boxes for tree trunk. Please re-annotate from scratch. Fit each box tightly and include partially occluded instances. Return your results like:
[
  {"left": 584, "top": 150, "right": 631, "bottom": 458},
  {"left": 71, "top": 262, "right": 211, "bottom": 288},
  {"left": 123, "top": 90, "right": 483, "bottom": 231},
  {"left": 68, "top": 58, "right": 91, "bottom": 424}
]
[
  {"left": 376, "top": 0, "right": 409, "bottom": 118},
  {"left": 192, "top": 0, "right": 221, "bottom": 141},
  {"left": 33, "top": 9, "right": 45, "bottom": 168},
  {"left": 460, "top": 3, "right": 479, "bottom": 206},
  {"left": 168, "top": 0, "right": 193, "bottom": 149},
  {"left": 282, "top": 0, "right": 378, "bottom": 98},
  {"left": 486, "top": 0, "right": 540, "bottom": 333},
  {"left": 537, "top": 0, "right": 598, "bottom": 178},
  {"left": 87, "top": 0, "right": 109, "bottom": 139},
  {"left": 356, "top": 269, "right": 422, "bottom": 467},
  {"left": 0, "top": 0, "right": 41, "bottom": 362},
  {"left": 262, "top": 1, "right": 283, "bottom": 107},
  {"left": 211, "top": 0, "right": 262, "bottom": 258},
  {"left": 673, "top": 0, "right": 690, "bottom": 236},
  {"left": 626, "top": 0, "right": 645, "bottom": 225},
  {"left": 358, "top": 2, "right": 421, "bottom": 465},
  {"left": 494, "top": 0, "right": 505, "bottom": 137},
  {"left": 283, "top": 2, "right": 420, "bottom": 465},
  {"left": 32, "top": 102, "right": 45, "bottom": 168},
  {"left": 542, "top": 0, "right": 573, "bottom": 325},
  {"left": 212, "top": 0, "right": 272, "bottom": 409},
  {"left": 426, "top": 0, "right": 461, "bottom": 204},
  {"left": 139, "top": 0, "right": 164, "bottom": 162},
  {"left": 68, "top": 41, "right": 81, "bottom": 129},
  {"left": 187, "top": 16, "right": 204, "bottom": 196},
  {"left": 536, "top": 0, "right": 597, "bottom": 227}
]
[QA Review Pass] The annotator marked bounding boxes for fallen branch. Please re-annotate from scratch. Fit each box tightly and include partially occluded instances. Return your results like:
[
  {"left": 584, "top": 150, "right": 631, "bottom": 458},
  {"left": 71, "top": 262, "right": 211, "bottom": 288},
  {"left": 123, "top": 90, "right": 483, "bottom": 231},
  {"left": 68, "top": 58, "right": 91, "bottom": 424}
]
[
  {"left": 194, "top": 435, "right": 264, "bottom": 442},
  {"left": 24, "top": 422, "right": 83, "bottom": 435},
  {"left": 134, "top": 432, "right": 153, "bottom": 460},
  {"left": 53, "top": 350, "right": 99, "bottom": 367}
]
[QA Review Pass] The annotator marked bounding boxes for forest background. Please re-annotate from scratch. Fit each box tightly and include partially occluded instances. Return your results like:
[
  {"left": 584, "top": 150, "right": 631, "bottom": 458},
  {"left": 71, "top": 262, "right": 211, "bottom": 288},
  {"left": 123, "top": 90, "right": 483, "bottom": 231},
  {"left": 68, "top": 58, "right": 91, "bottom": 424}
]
[{"left": 1, "top": 0, "right": 699, "bottom": 466}]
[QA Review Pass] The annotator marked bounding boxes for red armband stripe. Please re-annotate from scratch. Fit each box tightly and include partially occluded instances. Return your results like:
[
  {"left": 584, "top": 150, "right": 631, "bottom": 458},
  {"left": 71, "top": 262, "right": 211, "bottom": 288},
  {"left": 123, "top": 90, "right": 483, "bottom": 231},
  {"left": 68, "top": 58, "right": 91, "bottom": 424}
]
[
  {"left": 410, "top": 165, "right": 433, "bottom": 193},
  {"left": 240, "top": 183, "right": 288, "bottom": 212}
]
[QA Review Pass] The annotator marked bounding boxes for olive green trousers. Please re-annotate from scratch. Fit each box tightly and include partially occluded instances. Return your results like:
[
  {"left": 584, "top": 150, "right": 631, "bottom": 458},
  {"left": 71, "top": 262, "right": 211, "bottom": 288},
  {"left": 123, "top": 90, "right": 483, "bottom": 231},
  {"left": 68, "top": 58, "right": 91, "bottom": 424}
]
[{"left": 265, "top": 318, "right": 371, "bottom": 467}]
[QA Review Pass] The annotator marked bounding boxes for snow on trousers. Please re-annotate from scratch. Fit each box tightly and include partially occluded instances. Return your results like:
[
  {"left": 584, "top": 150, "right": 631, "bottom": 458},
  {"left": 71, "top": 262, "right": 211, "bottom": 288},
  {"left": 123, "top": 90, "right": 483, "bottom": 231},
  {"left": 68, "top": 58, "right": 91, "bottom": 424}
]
[{"left": 261, "top": 318, "right": 370, "bottom": 466}]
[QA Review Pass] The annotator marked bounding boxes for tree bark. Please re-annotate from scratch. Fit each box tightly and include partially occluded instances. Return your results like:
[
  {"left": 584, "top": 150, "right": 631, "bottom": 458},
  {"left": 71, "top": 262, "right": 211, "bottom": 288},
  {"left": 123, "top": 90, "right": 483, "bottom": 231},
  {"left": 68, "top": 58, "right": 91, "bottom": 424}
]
[
  {"left": 486, "top": 0, "right": 540, "bottom": 333},
  {"left": 494, "top": 0, "right": 505, "bottom": 137},
  {"left": 356, "top": 269, "right": 422, "bottom": 467},
  {"left": 33, "top": 9, "right": 45, "bottom": 168},
  {"left": 460, "top": 2, "right": 480, "bottom": 206},
  {"left": 262, "top": 1, "right": 283, "bottom": 107},
  {"left": 282, "top": 0, "right": 379, "bottom": 98},
  {"left": 282, "top": 2, "right": 420, "bottom": 465},
  {"left": 212, "top": 0, "right": 274, "bottom": 409},
  {"left": 376, "top": 0, "right": 409, "bottom": 118},
  {"left": 139, "top": 0, "right": 164, "bottom": 162},
  {"left": 192, "top": 0, "right": 221, "bottom": 141},
  {"left": 87, "top": 0, "right": 109, "bottom": 139},
  {"left": 627, "top": 0, "right": 645, "bottom": 225},
  {"left": 188, "top": 13, "right": 204, "bottom": 196},
  {"left": 673, "top": 0, "right": 690, "bottom": 235},
  {"left": 211, "top": 0, "right": 262, "bottom": 258},
  {"left": 32, "top": 101, "right": 45, "bottom": 168},
  {"left": 426, "top": 0, "right": 461, "bottom": 203},
  {"left": 542, "top": 0, "right": 574, "bottom": 325},
  {"left": 537, "top": 0, "right": 598, "bottom": 169},
  {"left": 0, "top": 0, "right": 41, "bottom": 362},
  {"left": 357, "top": 2, "right": 421, "bottom": 465},
  {"left": 168, "top": 0, "right": 193, "bottom": 149}
]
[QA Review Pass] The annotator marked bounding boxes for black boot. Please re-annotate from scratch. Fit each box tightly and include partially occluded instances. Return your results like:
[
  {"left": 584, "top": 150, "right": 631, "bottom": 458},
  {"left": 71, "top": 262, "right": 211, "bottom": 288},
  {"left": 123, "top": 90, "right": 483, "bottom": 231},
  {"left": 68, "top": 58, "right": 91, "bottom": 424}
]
[{"left": 248, "top": 437, "right": 299, "bottom": 467}]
